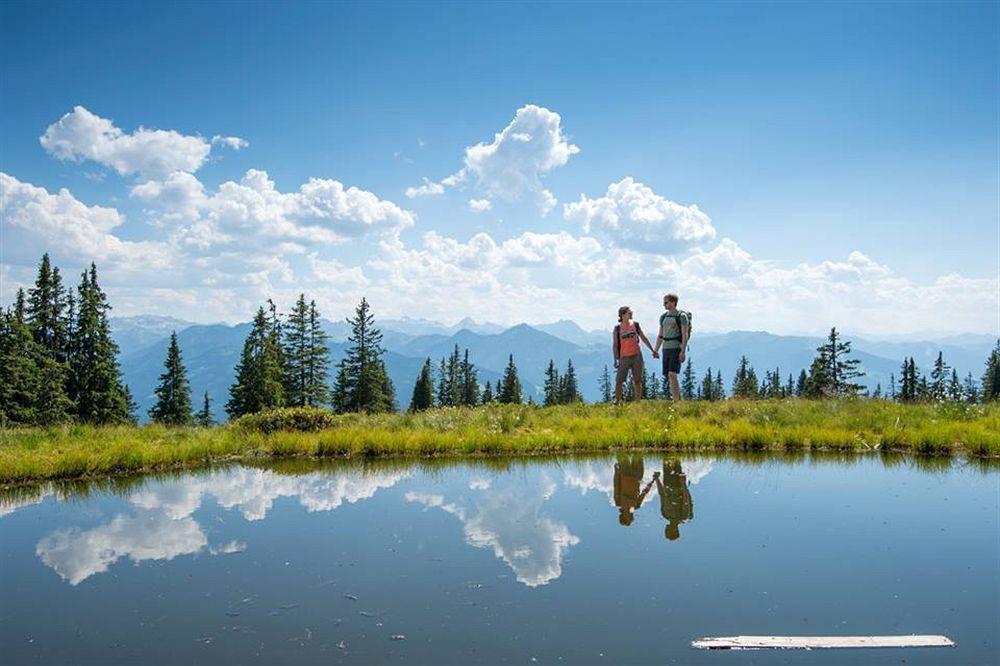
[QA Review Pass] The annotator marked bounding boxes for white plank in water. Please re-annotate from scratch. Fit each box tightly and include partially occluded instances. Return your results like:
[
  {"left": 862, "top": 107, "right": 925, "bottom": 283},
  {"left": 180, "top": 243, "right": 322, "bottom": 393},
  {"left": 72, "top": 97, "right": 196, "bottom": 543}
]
[{"left": 691, "top": 635, "right": 955, "bottom": 650}]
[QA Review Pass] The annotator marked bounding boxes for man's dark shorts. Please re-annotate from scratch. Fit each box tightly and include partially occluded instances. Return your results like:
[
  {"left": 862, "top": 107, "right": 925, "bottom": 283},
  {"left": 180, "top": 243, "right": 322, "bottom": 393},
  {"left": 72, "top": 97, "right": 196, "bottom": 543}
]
[{"left": 662, "top": 348, "right": 682, "bottom": 375}]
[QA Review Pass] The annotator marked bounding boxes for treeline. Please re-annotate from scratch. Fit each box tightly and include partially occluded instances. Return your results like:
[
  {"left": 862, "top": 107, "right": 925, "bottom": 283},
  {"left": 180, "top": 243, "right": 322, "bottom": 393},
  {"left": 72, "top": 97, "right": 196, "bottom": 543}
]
[
  {"left": 4, "top": 255, "right": 999, "bottom": 428},
  {"left": 1, "top": 255, "right": 135, "bottom": 425},
  {"left": 595, "top": 327, "right": 1000, "bottom": 404}
]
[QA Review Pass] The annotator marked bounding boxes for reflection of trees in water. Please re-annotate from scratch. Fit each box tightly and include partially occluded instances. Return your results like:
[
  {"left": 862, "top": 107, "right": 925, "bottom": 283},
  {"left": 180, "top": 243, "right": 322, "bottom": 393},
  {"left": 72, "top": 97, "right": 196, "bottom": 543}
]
[
  {"left": 406, "top": 474, "right": 579, "bottom": 587},
  {"left": 30, "top": 465, "right": 410, "bottom": 585}
]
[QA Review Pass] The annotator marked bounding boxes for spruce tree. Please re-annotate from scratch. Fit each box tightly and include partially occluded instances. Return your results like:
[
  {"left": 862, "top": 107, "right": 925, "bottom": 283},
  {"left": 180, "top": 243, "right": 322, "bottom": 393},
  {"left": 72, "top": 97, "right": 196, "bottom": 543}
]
[
  {"left": 0, "top": 295, "right": 42, "bottom": 425},
  {"left": 803, "top": 356, "right": 829, "bottom": 399},
  {"left": 599, "top": 365, "right": 612, "bottom": 403},
  {"left": 149, "top": 332, "right": 193, "bottom": 425},
  {"left": 123, "top": 385, "right": 139, "bottom": 425},
  {"left": 498, "top": 354, "right": 522, "bottom": 404},
  {"left": 227, "top": 307, "right": 286, "bottom": 418},
  {"left": 409, "top": 358, "right": 435, "bottom": 411},
  {"left": 713, "top": 370, "right": 725, "bottom": 399},
  {"left": 731, "top": 356, "right": 759, "bottom": 398},
  {"left": 928, "top": 352, "right": 951, "bottom": 401},
  {"left": 481, "top": 380, "right": 494, "bottom": 404},
  {"left": 813, "top": 327, "right": 865, "bottom": 396},
  {"left": 460, "top": 349, "right": 479, "bottom": 406},
  {"left": 196, "top": 391, "right": 215, "bottom": 426},
  {"left": 700, "top": 367, "right": 715, "bottom": 401},
  {"left": 947, "top": 369, "right": 962, "bottom": 402},
  {"left": 283, "top": 295, "right": 331, "bottom": 407},
  {"left": 795, "top": 369, "right": 807, "bottom": 397},
  {"left": 560, "top": 359, "right": 582, "bottom": 403},
  {"left": 962, "top": 372, "right": 979, "bottom": 404},
  {"left": 71, "top": 264, "right": 129, "bottom": 423},
  {"left": 982, "top": 340, "right": 1000, "bottom": 402},
  {"left": 330, "top": 298, "right": 395, "bottom": 413},
  {"left": 681, "top": 360, "right": 696, "bottom": 399},
  {"left": 543, "top": 360, "right": 560, "bottom": 406}
]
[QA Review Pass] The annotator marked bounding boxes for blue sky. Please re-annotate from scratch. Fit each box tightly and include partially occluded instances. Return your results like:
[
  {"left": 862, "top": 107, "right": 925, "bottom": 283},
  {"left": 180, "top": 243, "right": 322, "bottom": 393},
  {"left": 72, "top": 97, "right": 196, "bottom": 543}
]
[{"left": 1, "top": 1, "right": 997, "bottom": 335}]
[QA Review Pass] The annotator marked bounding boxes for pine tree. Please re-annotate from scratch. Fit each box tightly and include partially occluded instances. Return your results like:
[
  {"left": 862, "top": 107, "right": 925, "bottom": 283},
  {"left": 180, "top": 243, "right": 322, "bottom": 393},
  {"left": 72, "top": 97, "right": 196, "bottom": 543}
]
[
  {"left": 460, "top": 349, "right": 479, "bottom": 406},
  {"left": 795, "top": 369, "right": 807, "bottom": 397},
  {"left": 982, "top": 339, "right": 1000, "bottom": 402},
  {"left": 123, "top": 385, "right": 139, "bottom": 425},
  {"left": 330, "top": 298, "right": 394, "bottom": 413},
  {"left": 786, "top": 373, "right": 794, "bottom": 398},
  {"left": 227, "top": 307, "right": 286, "bottom": 418},
  {"left": 680, "top": 360, "right": 696, "bottom": 399},
  {"left": 888, "top": 373, "right": 897, "bottom": 400},
  {"left": 962, "top": 372, "right": 979, "bottom": 404},
  {"left": 196, "top": 391, "right": 215, "bottom": 426},
  {"left": 806, "top": 328, "right": 865, "bottom": 397},
  {"left": 560, "top": 359, "right": 582, "bottom": 403},
  {"left": 543, "top": 360, "right": 560, "bottom": 406},
  {"left": 498, "top": 354, "right": 522, "bottom": 404},
  {"left": 481, "top": 380, "right": 494, "bottom": 404},
  {"left": 731, "top": 356, "right": 759, "bottom": 398},
  {"left": 436, "top": 357, "right": 450, "bottom": 407},
  {"left": 24, "top": 255, "right": 73, "bottom": 419},
  {"left": 409, "top": 358, "right": 435, "bottom": 411},
  {"left": 928, "top": 352, "right": 951, "bottom": 401},
  {"left": 599, "top": 365, "right": 612, "bottom": 403},
  {"left": 803, "top": 356, "right": 829, "bottom": 399},
  {"left": 71, "top": 264, "right": 129, "bottom": 423},
  {"left": 649, "top": 371, "right": 662, "bottom": 400},
  {"left": 713, "top": 370, "right": 725, "bottom": 399},
  {"left": 0, "top": 295, "right": 42, "bottom": 425},
  {"left": 149, "top": 332, "right": 193, "bottom": 425},
  {"left": 700, "top": 367, "right": 715, "bottom": 401},
  {"left": 283, "top": 295, "right": 331, "bottom": 407}
]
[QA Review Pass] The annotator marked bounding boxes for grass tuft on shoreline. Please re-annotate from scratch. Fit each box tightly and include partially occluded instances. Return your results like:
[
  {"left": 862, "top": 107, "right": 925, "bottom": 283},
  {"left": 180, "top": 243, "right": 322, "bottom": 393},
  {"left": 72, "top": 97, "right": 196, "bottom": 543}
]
[{"left": 1, "top": 400, "right": 997, "bottom": 485}]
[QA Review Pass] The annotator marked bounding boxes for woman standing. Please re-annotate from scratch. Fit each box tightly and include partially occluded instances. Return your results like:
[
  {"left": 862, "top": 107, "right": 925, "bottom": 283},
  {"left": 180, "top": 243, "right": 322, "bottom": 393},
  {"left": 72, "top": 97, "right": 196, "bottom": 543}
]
[{"left": 612, "top": 305, "right": 657, "bottom": 404}]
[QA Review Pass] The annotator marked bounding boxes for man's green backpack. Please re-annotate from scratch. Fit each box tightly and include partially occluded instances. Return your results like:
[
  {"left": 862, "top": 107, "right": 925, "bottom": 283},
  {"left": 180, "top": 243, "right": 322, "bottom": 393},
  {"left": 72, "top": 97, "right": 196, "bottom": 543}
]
[{"left": 660, "top": 310, "right": 693, "bottom": 347}]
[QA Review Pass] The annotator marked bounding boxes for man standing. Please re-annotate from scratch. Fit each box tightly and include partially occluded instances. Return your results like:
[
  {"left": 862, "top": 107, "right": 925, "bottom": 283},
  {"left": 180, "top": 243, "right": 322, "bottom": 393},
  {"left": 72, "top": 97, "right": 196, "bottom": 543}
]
[{"left": 653, "top": 294, "right": 689, "bottom": 401}]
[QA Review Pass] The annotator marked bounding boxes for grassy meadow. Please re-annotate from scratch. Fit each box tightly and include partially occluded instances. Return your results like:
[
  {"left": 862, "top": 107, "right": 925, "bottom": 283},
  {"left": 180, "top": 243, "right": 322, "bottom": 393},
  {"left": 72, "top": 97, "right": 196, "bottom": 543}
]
[{"left": 0, "top": 399, "right": 997, "bottom": 485}]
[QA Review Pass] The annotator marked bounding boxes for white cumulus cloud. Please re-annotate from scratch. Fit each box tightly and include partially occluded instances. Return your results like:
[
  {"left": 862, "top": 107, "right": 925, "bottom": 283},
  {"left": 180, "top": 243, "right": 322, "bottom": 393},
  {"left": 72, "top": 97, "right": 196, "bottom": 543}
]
[
  {"left": 405, "top": 177, "right": 445, "bottom": 198},
  {"left": 40, "top": 106, "right": 212, "bottom": 179},
  {"left": 564, "top": 177, "right": 716, "bottom": 253},
  {"left": 468, "top": 198, "right": 493, "bottom": 212},
  {"left": 407, "top": 104, "right": 578, "bottom": 214}
]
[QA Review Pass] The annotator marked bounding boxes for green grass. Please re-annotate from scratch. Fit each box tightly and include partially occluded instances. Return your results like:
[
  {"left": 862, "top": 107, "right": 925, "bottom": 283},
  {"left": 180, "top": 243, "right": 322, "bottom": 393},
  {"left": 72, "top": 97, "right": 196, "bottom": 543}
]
[{"left": 1, "top": 399, "right": 997, "bottom": 485}]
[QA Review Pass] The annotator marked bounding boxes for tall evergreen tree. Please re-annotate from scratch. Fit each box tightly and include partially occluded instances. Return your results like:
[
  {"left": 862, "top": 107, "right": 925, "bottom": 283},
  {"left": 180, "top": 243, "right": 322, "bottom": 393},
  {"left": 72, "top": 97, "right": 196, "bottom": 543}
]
[
  {"left": 560, "top": 359, "right": 582, "bottom": 403},
  {"left": 149, "top": 332, "right": 193, "bottom": 425},
  {"left": 123, "top": 385, "right": 139, "bottom": 425},
  {"left": 227, "top": 307, "right": 286, "bottom": 418},
  {"left": 681, "top": 360, "right": 696, "bottom": 399},
  {"left": 481, "top": 380, "right": 494, "bottom": 404},
  {"left": 543, "top": 360, "right": 561, "bottom": 406},
  {"left": 795, "top": 369, "right": 807, "bottom": 397},
  {"left": 982, "top": 339, "right": 1000, "bottom": 402},
  {"left": 928, "top": 351, "right": 951, "bottom": 401},
  {"left": 409, "top": 358, "right": 435, "bottom": 411},
  {"left": 810, "top": 327, "right": 865, "bottom": 397},
  {"left": 0, "top": 294, "right": 42, "bottom": 425},
  {"left": 713, "top": 370, "right": 725, "bottom": 399},
  {"left": 599, "top": 365, "right": 612, "bottom": 403},
  {"left": 962, "top": 372, "right": 979, "bottom": 404},
  {"left": 71, "top": 264, "right": 129, "bottom": 423},
  {"left": 460, "top": 349, "right": 479, "bottom": 406},
  {"left": 498, "top": 354, "right": 522, "bottom": 404},
  {"left": 699, "top": 367, "right": 715, "bottom": 401},
  {"left": 330, "top": 298, "right": 395, "bottom": 413},
  {"left": 947, "top": 368, "right": 962, "bottom": 402},
  {"left": 731, "top": 356, "right": 759, "bottom": 398},
  {"left": 196, "top": 391, "right": 215, "bottom": 427},
  {"left": 283, "top": 295, "right": 331, "bottom": 407}
]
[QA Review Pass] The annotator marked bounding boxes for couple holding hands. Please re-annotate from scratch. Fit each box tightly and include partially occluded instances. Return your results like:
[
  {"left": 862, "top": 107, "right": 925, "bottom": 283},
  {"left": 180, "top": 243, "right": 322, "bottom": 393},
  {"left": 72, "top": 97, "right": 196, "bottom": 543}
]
[{"left": 612, "top": 293, "right": 690, "bottom": 403}]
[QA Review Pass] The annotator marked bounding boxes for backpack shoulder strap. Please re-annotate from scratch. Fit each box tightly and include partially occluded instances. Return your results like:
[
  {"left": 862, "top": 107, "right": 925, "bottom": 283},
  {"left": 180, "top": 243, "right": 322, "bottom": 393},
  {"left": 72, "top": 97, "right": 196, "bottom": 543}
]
[{"left": 613, "top": 324, "right": 620, "bottom": 358}]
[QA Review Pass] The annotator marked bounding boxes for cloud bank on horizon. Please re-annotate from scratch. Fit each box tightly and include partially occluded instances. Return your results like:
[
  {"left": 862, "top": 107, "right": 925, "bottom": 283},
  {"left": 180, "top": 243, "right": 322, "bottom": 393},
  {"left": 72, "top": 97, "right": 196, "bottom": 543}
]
[{"left": 1, "top": 104, "right": 996, "bottom": 337}]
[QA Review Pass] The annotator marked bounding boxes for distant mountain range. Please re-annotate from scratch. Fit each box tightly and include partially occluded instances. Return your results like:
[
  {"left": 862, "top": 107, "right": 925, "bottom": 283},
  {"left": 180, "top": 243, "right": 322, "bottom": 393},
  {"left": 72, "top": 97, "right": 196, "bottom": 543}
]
[{"left": 110, "top": 315, "right": 996, "bottom": 422}]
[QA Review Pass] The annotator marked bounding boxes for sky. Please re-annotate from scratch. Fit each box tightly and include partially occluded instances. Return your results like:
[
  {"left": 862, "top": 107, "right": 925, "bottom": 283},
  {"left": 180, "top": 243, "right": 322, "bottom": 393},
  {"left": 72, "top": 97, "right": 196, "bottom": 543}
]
[{"left": 1, "top": 0, "right": 997, "bottom": 337}]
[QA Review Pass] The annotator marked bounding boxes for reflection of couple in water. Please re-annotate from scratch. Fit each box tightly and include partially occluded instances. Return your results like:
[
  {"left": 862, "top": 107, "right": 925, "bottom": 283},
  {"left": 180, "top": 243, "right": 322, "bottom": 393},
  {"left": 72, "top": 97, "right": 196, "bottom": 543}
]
[{"left": 613, "top": 455, "right": 693, "bottom": 540}]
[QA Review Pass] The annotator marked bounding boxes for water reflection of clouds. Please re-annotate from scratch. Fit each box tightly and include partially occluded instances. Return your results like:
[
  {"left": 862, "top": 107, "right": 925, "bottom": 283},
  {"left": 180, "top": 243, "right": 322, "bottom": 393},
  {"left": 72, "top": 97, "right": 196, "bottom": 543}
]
[
  {"left": 34, "top": 467, "right": 409, "bottom": 585},
  {"left": 406, "top": 474, "right": 579, "bottom": 588}
]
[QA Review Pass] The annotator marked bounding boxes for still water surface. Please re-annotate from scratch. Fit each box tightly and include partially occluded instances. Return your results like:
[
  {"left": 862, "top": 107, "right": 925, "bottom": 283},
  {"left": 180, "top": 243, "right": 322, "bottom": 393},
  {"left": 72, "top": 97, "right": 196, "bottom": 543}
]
[{"left": 1, "top": 454, "right": 997, "bottom": 664}]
